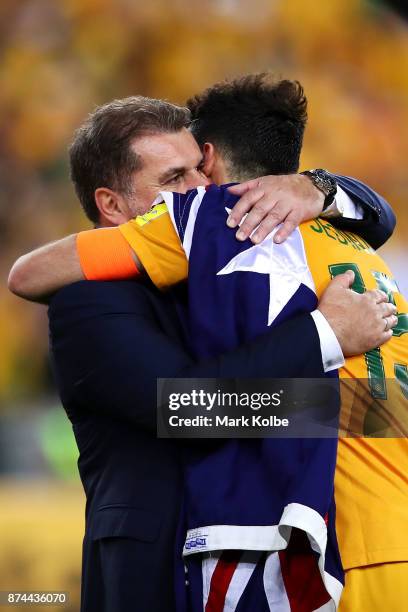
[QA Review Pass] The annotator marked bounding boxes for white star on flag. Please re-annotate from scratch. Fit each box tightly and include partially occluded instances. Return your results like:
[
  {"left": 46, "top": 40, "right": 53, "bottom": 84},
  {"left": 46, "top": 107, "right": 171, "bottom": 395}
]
[{"left": 217, "top": 221, "right": 316, "bottom": 326}]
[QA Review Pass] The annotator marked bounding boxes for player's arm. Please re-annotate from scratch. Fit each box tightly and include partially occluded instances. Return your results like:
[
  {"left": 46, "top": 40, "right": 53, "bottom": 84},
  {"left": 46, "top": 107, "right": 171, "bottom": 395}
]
[
  {"left": 8, "top": 196, "right": 191, "bottom": 302},
  {"left": 8, "top": 235, "right": 84, "bottom": 304},
  {"left": 8, "top": 173, "right": 395, "bottom": 302},
  {"left": 8, "top": 227, "right": 143, "bottom": 303}
]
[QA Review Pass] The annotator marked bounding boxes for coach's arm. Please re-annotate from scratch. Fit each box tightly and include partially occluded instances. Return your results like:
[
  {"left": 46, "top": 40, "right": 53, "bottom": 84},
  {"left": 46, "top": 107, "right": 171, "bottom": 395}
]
[
  {"left": 227, "top": 173, "right": 395, "bottom": 248},
  {"left": 49, "top": 276, "right": 394, "bottom": 433},
  {"left": 49, "top": 280, "right": 324, "bottom": 432},
  {"left": 331, "top": 173, "right": 396, "bottom": 249}
]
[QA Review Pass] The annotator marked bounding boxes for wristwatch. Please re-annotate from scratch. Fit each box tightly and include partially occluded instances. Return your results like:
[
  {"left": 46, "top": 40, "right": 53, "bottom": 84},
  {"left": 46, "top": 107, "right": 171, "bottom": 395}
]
[{"left": 301, "top": 169, "right": 338, "bottom": 212}]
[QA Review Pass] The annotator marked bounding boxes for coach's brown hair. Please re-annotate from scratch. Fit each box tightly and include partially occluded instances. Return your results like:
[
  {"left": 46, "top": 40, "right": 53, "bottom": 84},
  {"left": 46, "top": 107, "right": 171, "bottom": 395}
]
[{"left": 69, "top": 97, "right": 191, "bottom": 223}]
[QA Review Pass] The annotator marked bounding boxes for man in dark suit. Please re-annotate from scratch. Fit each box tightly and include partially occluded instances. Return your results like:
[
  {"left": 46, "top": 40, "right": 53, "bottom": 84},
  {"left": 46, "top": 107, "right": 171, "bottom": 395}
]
[{"left": 9, "top": 94, "right": 396, "bottom": 611}]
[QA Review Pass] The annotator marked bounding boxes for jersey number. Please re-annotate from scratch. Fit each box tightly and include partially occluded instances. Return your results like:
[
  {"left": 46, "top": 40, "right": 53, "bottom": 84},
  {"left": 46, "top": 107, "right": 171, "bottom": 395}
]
[{"left": 328, "top": 263, "right": 408, "bottom": 400}]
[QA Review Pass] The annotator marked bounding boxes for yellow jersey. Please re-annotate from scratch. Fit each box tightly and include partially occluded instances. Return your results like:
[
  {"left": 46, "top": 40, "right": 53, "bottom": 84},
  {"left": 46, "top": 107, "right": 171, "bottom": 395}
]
[{"left": 113, "top": 206, "right": 408, "bottom": 569}]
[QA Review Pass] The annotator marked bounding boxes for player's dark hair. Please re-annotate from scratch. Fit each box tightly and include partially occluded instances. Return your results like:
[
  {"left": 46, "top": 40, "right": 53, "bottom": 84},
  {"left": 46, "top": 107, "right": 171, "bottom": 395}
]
[
  {"left": 69, "top": 96, "right": 191, "bottom": 223},
  {"left": 187, "top": 74, "right": 307, "bottom": 181}
]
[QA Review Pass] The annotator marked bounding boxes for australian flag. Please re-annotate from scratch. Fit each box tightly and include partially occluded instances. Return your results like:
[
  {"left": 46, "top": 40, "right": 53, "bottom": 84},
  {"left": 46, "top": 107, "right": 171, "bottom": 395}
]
[{"left": 160, "top": 185, "right": 343, "bottom": 611}]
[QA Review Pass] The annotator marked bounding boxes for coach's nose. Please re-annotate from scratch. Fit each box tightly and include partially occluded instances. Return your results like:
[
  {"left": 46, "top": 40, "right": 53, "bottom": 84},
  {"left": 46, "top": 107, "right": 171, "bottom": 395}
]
[{"left": 186, "top": 168, "right": 211, "bottom": 190}]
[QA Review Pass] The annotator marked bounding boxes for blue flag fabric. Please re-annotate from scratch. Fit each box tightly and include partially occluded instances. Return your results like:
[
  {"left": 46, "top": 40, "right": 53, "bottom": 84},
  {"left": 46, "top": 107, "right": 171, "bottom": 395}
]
[{"left": 161, "top": 184, "right": 343, "bottom": 610}]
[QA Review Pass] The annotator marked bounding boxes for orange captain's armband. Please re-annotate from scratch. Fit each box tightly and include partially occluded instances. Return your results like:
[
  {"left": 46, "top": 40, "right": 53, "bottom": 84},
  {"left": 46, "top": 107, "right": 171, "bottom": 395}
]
[{"left": 76, "top": 228, "right": 140, "bottom": 281}]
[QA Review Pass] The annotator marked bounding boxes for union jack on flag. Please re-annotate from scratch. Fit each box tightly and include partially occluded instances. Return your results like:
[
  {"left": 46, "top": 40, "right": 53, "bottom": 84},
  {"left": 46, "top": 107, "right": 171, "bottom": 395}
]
[{"left": 160, "top": 185, "right": 343, "bottom": 612}]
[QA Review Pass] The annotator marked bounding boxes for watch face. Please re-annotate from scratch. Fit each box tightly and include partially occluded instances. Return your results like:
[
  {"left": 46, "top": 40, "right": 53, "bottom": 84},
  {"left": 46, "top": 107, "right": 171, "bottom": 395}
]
[
  {"left": 302, "top": 169, "right": 337, "bottom": 203},
  {"left": 316, "top": 170, "right": 337, "bottom": 195},
  {"left": 317, "top": 177, "right": 330, "bottom": 196}
]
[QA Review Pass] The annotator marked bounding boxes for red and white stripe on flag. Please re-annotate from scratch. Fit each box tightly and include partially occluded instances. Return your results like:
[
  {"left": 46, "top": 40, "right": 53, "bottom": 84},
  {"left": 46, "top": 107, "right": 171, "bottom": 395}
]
[{"left": 203, "top": 538, "right": 331, "bottom": 612}]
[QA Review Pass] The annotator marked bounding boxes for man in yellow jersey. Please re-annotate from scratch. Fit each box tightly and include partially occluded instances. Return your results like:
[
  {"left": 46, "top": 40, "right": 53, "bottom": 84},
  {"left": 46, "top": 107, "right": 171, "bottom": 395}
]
[
  {"left": 137, "top": 78, "right": 406, "bottom": 611},
  {"left": 9, "top": 78, "right": 403, "bottom": 610}
]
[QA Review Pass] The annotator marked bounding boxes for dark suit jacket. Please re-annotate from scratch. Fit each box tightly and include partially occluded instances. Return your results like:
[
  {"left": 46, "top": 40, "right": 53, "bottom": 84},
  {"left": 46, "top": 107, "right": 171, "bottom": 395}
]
[{"left": 48, "top": 176, "right": 395, "bottom": 612}]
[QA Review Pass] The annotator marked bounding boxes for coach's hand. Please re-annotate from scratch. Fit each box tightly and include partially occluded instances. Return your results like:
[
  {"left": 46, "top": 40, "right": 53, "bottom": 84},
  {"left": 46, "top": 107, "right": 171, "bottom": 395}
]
[
  {"left": 227, "top": 174, "right": 324, "bottom": 244},
  {"left": 318, "top": 270, "right": 398, "bottom": 357}
]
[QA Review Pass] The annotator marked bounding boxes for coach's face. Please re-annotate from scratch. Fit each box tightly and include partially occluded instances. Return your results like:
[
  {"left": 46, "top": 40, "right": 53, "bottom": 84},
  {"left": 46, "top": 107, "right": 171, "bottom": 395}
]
[
  {"left": 110, "top": 128, "right": 210, "bottom": 225},
  {"left": 96, "top": 128, "right": 209, "bottom": 225},
  {"left": 130, "top": 128, "right": 210, "bottom": 214}
]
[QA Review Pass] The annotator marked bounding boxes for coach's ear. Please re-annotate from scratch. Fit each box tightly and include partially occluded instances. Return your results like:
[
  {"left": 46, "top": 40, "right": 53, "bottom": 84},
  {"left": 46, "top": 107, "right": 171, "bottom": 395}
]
[
  {"left": 94, "top": 187, "right": 130, "bottom": 227},
  {"left": 202, "top": 142, "right": 229, "bottom": 185}
]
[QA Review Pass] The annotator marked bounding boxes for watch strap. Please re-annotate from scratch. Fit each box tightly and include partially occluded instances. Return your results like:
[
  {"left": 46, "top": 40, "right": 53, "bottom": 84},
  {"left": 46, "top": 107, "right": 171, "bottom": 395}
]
[{"left": 301, "top": 169, "right": 338, "bottom": 211}]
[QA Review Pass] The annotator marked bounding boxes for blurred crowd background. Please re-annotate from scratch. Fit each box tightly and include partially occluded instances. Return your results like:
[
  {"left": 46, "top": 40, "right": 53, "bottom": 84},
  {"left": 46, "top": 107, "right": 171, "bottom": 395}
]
[{"left": 0, "top": 0, "right": 407, "bottom": 609}]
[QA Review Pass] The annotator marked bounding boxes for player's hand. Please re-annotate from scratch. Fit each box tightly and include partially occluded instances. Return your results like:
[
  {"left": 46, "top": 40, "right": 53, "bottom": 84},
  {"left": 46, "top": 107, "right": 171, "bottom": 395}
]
[
  {"left": 227, "top": 174, "right": 325, "bottom": 244},
  {"left": 318, "top": 270, "right": 398, "bottom": 357}
]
